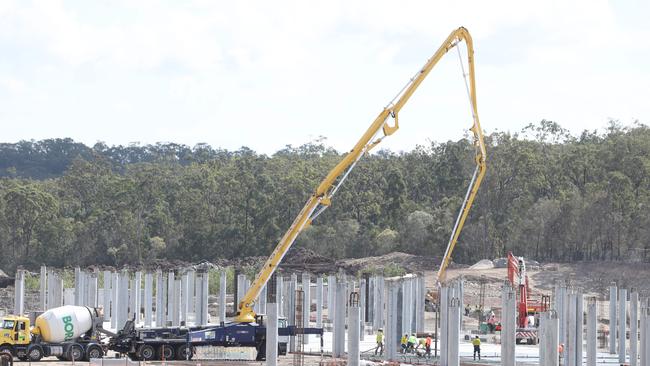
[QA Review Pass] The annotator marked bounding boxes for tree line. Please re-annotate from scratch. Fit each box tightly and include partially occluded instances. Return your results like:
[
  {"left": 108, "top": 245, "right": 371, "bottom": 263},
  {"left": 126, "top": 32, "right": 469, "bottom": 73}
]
[{"left": 0, "top": 120, "right": 648, "bottom": 272}]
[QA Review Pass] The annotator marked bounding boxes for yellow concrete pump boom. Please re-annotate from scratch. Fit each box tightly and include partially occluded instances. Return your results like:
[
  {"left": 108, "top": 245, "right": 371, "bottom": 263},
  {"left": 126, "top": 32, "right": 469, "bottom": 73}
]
[{"left": 235, "top": 26, "right": 486, "bottom": 323}]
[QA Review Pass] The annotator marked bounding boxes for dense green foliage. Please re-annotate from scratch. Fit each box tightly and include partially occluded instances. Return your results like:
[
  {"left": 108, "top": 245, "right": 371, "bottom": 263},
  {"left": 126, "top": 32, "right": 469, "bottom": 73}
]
[{"left": 1, "top": 120, "right": 649, "bottom": 271}]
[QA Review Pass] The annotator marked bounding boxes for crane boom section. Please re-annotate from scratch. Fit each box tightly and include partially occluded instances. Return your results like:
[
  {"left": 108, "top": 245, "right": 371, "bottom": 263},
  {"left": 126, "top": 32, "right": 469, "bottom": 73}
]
[{"left": 235, "top": 26, "right": 486, "bottom": 323}]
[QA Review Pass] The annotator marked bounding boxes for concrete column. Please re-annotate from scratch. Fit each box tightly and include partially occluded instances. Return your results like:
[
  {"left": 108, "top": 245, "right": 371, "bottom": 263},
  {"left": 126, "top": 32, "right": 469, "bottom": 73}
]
[
  {"left": 276, "top": 275, "right": 283, "bottom": 318},
  {"left": 567, "top": 292, "right": 577, "bottom": 366},
  {"left": 576, "top": 292, "right": 584, "bottom": 366},
  {"left": 501, "top": 284, "right": 516, "bottom": 366},
  {"left": 181, "top": 272, "right": 189, "bottom": 323},
  {"left": 103, "top": 271, "right": 112, "bottom": 320},
  {"left": 244, "top": 278, "right": 251, "bottom": 298},
  {"left": 117, "top": 271, "right": 129, "bottom": 330},
  {"left": 111, "top": 272, "right": 118, "bottom": 329},
  {"left": 129, "top": 278, "right": 136, "bottom": 321},
  {"left": 621, "top": 288, "right": 628, "bottom": 364},
  {"left": 46, "top": 269, "right": 54, "bottom": 309},
  {"left": 642, "top": 303, "right": 649, "bottom": 366},
  {"left": 259, "top": 284, "right": 267, "bottom": 316},
  {"left": 448, "top": 291, "right": 461, "bottom": 366},
  {"left": 416, "top": 275, "right": 425, "bottom": 333},
  {"left": 302, "top": 273, "right": 310, "bottom": 344},
  {"left": 440, "top": 285, "right": 449, "bottom": 366},
  {"left": 562, "top": 287, "right": 573, "bottom": 352},
  {"left": 167, "top": 272, "right": 175, "bottom": 323},
  {"left": 74, "top": 267, "right": 81, "bottom": 305},
  {"left": 401, "top": 277, "right": 412, "bottom": 335},
  {"left": 155, "top": 270, "right": 164, "bottom": 327},
  {"left": 88, "top": 271, "right": 98, "bottom": 307},
  {"left": 53, "top": 271, "right": 63, "bottom": 308},
  {"left": 40, "top": 266, "right": 46, "bottom": 311},
  {"left": 587, "top": 298, "right": 597, "bottom": 366},
  {"left": 332, "top": 280, "right": 346, "bottom": 358},
  {"left": 172, "top": 279, "right": 181, "bottom": 326},
  {"left": 374, "top": 276, "right": 384, "bottom": 332},
  {"left": 556, "top": 282, "right": 566, "bottom": 345},
  {"left": 385, "top": 280, "right": 398, "bottom": 361},
  {"left": 632, "top": 292, "right": 639, "bottom": 366},
  {"left": 540, "top": 311, "right": 547, "bottom": 366},
  {"left": 610, "top": 283, "right": 618, "bottom": 354},
  {"left": 220, "top": 270, "right": 227, "bottom": 323},
  {"left": 316, "top": 277, "right": 323, "bottom": 328},
  {"left": 359, "top": 279, "right": 366, "bottom": 341},
  {"left": 187, "top": 270, "right": 195, "bottom": 315},
  {"left": 396, "top": 281, "right": 403, "bottom": 342},
  {"left": 541, "top": 311, "right": 560, "bottom": 366},
  {"left": 144, "top": 272, "right": 153, "bottom": 327},
  {"left": 327, "top": 275, "right": 336, "bottom": 322},
  {"left": 134, "top": 271, "right": 141, "bottom": 324},
  {"left": 367, "top": 277, "right": 374, "bottom": 327},
  {"left": 196, "top": 271, "right": 209, "bottom": 325},
  {"left": 14, "top": 269, "right": 25, "bottom": 315},
  {"left": 266, "top": 301, "right": 278, "bottom": 366},
  {"left": 410, "top": 277, "right": 417, "bottom": 332},
  {"left": 236, "top": 274, "right": 246, "bottom": 306},
  {"left": 288, "top": 273, "right": 297, "bottom": 326},
  {"left": 348, "top": 298, "right": 360, "bottom": 366}
]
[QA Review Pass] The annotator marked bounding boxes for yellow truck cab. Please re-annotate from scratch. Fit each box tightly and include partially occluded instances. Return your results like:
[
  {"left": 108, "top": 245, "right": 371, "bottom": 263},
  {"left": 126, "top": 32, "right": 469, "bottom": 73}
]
[{"left": 0, "top": 316, "right": 31, "bottom": 347}]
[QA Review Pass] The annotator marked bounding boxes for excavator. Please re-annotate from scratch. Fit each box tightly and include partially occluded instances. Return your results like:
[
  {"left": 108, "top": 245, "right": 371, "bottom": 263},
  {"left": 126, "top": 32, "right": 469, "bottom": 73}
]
[{"left": 235, "top": 26, "right": 487, "bottom": 324}]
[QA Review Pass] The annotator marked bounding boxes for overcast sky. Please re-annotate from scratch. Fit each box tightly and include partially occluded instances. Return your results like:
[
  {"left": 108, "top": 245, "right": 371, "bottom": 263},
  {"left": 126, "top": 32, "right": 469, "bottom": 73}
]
[{"left": 1, "top": 0, "right": 648, "bottom": 154}]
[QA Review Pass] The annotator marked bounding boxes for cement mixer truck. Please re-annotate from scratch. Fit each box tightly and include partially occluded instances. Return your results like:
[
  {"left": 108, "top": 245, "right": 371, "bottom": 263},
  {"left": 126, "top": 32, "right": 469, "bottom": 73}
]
[{"left": 0, "top": 305, "right": 115, "bottom": 361}]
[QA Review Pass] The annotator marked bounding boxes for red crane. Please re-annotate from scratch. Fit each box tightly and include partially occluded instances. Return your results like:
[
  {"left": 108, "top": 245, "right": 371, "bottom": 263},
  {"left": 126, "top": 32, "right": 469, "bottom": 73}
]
[
  {"left": 507, "top": 252, "right": 550, "bottom": 328},
  {"left": 507, "top": 252, "right": 530, "bottom": 328}
]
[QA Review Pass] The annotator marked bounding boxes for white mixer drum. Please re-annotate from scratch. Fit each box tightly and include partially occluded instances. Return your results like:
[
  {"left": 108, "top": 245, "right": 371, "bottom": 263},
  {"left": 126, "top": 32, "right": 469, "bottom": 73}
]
[{"left": 34, "top": 305, "right": 94, "bottom": 343}]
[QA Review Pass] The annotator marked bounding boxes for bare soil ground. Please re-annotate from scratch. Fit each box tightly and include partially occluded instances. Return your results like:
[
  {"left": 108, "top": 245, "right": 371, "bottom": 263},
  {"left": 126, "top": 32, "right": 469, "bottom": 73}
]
[{"left": 434, "top": 260, "right": 650, "bottom": 311}]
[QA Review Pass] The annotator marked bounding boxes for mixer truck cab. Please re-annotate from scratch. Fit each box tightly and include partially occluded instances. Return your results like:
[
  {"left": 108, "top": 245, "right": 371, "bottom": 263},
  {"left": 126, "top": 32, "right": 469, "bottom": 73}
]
[{"left": 0, "top": 315, "right": 31, "bottom": 346}]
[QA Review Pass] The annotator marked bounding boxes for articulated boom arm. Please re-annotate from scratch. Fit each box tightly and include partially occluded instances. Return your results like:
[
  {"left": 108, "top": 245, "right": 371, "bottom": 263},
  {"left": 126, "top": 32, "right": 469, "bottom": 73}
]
[{"left": 235, "top": 27, "right": 486, "bottom": 323}]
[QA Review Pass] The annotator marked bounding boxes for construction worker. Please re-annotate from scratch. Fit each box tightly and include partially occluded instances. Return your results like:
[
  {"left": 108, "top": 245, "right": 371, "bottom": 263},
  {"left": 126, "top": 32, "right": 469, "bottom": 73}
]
[
  {"left": 374, "top": 328, "right": 384, "bottom": 356},
  {"left": 425, "top": 334, "right": 432, "bottom": 357},
  {"left": 400, "top": 334, "right": 408, "bottom": 353},
  {"left": 472, "top": 335, "right": 481, "bottom": 360},
  {"left": 527, "top": 313, "right": 536, "bottom": 328},
  {"left": 487, "top": 312, "right": 496, "bottom": 332},
  {"left": 408, "top": 333, "right": 417, "bottom": 352}
]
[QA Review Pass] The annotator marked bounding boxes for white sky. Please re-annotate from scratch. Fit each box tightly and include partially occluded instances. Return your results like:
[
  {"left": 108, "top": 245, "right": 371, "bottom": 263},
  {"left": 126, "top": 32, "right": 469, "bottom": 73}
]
[{"left": 1, "top": 0, "right": 648, "bottom": 154}]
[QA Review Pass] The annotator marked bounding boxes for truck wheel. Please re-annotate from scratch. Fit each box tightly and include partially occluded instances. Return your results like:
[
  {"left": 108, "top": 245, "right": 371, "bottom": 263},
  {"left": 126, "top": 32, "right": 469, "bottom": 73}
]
[
  {"left": 137, "top": 345, "right": 156, "bottom": 361},
  {"left": 158, "top": 345, "right": 174, "bottom": 360},
  {"left": 176, "top": 344, "right": 193, "bottom": 360},
  {"left": 0, "top": 345, "right": 13, "bottom": 357},
  {"left": 66, "top": 344, "right": 84, "bottom": 361},
  {"left": 27, "top": 345, "right": 43, "bottom": 361},
  {"left": 86, "top": 345, "right": 103, "bottom": 360}
]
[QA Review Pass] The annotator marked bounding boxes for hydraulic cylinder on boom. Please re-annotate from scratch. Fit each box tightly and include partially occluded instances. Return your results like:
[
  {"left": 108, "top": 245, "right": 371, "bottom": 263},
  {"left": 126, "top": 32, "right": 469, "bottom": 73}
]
[{"left": 235, "top": 27, "right": 487, "bottom": 323}]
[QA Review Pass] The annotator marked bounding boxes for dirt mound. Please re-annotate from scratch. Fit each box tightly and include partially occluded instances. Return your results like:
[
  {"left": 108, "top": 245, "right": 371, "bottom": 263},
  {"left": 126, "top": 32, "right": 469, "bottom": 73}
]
[
  {"left": 337, "top": 252, "right": 442, "bottom": 274},
  {"left": 469, "top": 259, "right": 494, "bottom": 270},
  {"left": 285, "top": 247, "right": 335, "bottom": 265}
]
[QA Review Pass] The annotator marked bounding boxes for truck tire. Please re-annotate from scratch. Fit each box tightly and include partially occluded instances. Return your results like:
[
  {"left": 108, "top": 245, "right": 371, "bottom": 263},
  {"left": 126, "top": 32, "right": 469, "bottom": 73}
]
[
  {"left": 176, "top": 344, "right": 192, "bottom": 360},
  {"left": 86, "top": 345, "right": 103, "bottom": 360},
  {"left": 0, "top": 345, "right": 13, "bottom": 356},
  {"left": 158, "top": 344, "right": 174, "bottom": 360},
  {"left": 66, "top": 344, "right": 84, "bottom": 361},
  {"left": 137, "top": 344, "right": 156, "bottom": 361},
  {"left": 27, "top": 345, "right": 43, "bottom": 361}
]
